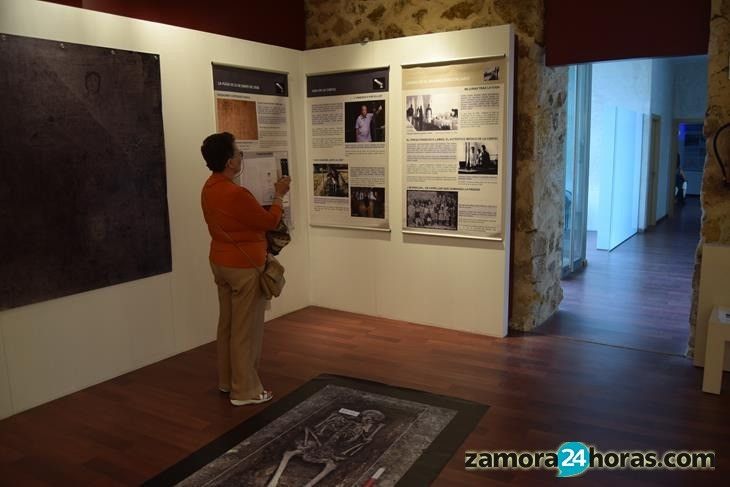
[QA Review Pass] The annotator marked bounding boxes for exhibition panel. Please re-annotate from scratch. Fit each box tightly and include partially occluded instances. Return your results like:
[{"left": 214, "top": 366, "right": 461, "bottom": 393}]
[
  {"left": 212, "top": 64, "right": 294, "bottom": 226},
  {"left": 307, "top": 68, "right": 391, "bottom": 231},
  {"left": 402, "top": 57, "right": 507, "bottom": 240},
  {"left": 303, "top": 26, "right": 514, "bottom": 337}
]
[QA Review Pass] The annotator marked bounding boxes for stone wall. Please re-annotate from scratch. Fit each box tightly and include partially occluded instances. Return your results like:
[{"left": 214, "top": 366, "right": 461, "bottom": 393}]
[
  {"left": 689, "top": 0, "right": 730, "bottom": 356},
  {"left": 305, "top": 0, "right": 568, "bottom": 331}
]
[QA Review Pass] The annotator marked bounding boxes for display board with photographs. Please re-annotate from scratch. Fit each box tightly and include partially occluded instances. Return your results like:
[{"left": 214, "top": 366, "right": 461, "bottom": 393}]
[
  {"left": 402, "top": 58, "right": 507, "bottom": 239},
  {"left": 306, "top": 68, "right": 390, "bottom": 230},
  {"left": 212, "top": 65, "right": 293, "bottom": 226}
]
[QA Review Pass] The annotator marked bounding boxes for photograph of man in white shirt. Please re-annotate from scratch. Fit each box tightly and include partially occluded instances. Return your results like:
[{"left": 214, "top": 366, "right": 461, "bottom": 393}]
[
  {"left": 355, "top": 105, "right": 374, "bottom": 142},
  {"left": 355, "top": 104, "right": 383, "bottom": 142}
]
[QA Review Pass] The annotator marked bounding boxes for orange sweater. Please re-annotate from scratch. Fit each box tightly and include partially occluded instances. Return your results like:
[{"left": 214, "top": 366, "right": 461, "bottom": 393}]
[{"left": 201, "top": 173, "right": 282, "bottom": 268}]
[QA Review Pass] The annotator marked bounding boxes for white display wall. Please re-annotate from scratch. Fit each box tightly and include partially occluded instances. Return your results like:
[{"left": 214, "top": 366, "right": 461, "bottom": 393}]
[
  {"left": 302, "top": 27, "right": 514, "bottom": 337},
  {"left": 0, "top": 0, "right": 311, "bottom": 419},
  {"left": 0, "top": 0, "right": 514, "bottom": 419}
]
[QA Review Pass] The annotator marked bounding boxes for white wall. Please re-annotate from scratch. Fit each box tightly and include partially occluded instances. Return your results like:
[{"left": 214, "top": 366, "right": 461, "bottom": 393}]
[
  {"left": 0, "top": 0, "right": 311, "bottom": 419},
  {"left": 673, "top": 56, "right": 709, "bottom": 119},
  {"left": 303, "top": 27, "right": 514, "bottom": 337},
  {"left": 587, "top": 59, "right": 652, "bottom": 233},
  {"left": 596, "top": 107, "right": 644, "bottom": 250},
  {"left": 650, "top": 58, "right": 675, "bottom": 220}
]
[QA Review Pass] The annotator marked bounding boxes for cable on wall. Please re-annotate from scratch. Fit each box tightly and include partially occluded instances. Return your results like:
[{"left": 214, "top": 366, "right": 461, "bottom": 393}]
[{"left": 712, "top": 121, "right": 730, "bottom": 187}]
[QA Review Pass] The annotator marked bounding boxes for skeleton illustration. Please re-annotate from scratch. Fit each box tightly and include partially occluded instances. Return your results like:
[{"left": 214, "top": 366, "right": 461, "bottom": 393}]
[{"left": 266, "top": 409, "right": 386, "bottom": 487}]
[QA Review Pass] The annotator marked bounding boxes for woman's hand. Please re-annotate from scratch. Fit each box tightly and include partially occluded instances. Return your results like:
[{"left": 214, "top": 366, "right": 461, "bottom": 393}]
[{"left": 274, "top": 176, "right": 291, "bottom": 197}]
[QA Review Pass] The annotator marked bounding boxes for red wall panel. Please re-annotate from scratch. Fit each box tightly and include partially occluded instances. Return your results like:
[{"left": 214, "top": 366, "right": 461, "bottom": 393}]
[
  {"left": 43, "top": 0, "right": 305, "bottom": 50},
  {"left": 545, "top": 0, "right": 711, "bottom": 66},
  {"left": 45, "top": 1, "right": 711, "bottom": 66}
]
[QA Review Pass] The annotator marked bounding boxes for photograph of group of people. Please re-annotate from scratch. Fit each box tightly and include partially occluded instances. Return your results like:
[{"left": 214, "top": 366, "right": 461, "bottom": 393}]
[
  {"left": 351, "top": 187, "right": 385, "bottom": 219},
  {"left": 344, "top": 100, "right": 386, "bottom": 143},
  {"left": 406, "top": 190, "right": 458, "bottom": 230},
  {"left": 405, "top": 94, "right": 459, "bottom": 131},
  {"left": 313, "top": 163, "right": 349, "bottom": 197},
  {"left": 458, "top": 140, "right": 498, "bottom": 175}
]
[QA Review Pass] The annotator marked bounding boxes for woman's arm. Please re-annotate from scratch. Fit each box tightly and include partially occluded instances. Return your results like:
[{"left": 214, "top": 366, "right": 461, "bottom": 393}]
[
  {"left": 231, "top": 189, "right": 283, "bottom": 231},
  {"left": 229, "top": 176, "right": 290, "bottom": 231}
]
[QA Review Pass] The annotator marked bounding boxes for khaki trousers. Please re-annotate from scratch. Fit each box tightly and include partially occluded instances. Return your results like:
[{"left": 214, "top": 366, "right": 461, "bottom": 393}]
[{"left": 210, "top": 262, "right": 266, "bottom": 401}]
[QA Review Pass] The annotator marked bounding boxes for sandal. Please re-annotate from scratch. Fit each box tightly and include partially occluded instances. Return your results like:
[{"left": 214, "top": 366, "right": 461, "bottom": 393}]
[{"left": 230, "top": 390, "right": 273, "bottom": 406}]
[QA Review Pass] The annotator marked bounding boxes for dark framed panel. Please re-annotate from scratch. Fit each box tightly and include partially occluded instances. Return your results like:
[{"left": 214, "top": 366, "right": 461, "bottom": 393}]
[{"left": 0, "top": 33, "right": 171, "bottom": 310}]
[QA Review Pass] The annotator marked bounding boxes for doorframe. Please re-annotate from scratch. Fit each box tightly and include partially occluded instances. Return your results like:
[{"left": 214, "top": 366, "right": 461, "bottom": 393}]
[
  {"left": 645, "top": 115, "right": 661, "bottom": 227},
  {"left": 667, "top": 117, "right": 704, "bottom": 218}
]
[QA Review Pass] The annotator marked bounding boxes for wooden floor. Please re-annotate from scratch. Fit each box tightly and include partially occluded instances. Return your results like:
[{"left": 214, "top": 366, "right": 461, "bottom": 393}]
[
  {"left": 1, "top": 305, "right": 728, "bottom": 485},
  {"left": 538, "top": 197, "right": 701, "bottom": 355}
]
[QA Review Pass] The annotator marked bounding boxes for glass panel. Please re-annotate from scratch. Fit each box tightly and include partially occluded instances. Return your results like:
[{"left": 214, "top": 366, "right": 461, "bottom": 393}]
[
  {"left": 562, "top": 66, "right": 577, "bottom": 273},
  {"left": 572, "top": 65, "right": 591, "bottom": 269},
  {"left": 562, "top": 64, "right": 590, "bottom": 276}
]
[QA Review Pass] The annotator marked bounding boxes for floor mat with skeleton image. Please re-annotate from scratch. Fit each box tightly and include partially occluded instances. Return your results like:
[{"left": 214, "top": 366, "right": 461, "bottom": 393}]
[{"left": 144, "top": 375, "right": 487, "bottom": 487}]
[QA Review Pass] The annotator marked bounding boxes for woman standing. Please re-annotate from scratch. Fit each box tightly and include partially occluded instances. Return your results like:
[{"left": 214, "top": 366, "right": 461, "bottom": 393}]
[{"left": 200, "top": 132, "right": 291, "bottom": 406}]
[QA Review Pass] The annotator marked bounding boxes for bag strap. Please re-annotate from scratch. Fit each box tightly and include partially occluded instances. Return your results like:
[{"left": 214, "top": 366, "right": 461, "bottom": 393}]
[{"left": 201, "top": 194, "right": 265, "bottom": 277}]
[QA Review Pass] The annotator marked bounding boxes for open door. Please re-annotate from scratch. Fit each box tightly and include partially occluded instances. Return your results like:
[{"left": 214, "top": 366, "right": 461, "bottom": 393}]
[{"left": 668, "top": 119, "right": 706, "bottom": 218}]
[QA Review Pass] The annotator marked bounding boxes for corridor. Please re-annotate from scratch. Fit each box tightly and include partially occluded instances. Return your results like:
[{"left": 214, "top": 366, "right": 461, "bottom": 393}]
[{"left": 538, "top": 197, "right": 701, "bottom": 355}]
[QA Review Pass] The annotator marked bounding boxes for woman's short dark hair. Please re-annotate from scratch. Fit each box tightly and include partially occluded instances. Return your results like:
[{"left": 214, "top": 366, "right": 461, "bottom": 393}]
[{"left": 201, "top": 132, "right": 235, "bottom": 172}]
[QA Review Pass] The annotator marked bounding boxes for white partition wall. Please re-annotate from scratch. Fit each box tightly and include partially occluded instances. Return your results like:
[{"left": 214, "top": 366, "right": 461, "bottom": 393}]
[
  {"left": 302, "top": 27, "right": 515, "bottom": 337},
  {"left": 0, "top": 3, "right": 515, "bottom": 419},
  {"left": 596, "top": 106, "right": 644, "bottom": 250},
  {"left": 0, "top": 0, "right": 310, "bottom": 418}
]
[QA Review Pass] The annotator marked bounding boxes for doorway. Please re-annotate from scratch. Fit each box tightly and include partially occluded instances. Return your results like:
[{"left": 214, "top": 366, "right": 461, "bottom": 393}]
[
  {"left": 543, "top": 55, "right": 707, "bottom": 355},
  {"left": 669, "top": 119, "right": 706, "bottom": 216}
]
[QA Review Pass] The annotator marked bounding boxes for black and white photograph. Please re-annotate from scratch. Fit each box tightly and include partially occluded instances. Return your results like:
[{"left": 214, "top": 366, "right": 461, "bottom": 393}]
[
  {"left": 483, "top": 63, "right": 500, "bottom": 81},
  {"left": 406, "top": 190, "right": 458, "bottom": 230},
  {"left": 350, "top": 187, "right": 385, "bottom": 219},
  {"left": 0, "top": 33, "right": 171, "bottom": 310},
  {"left": 405, "top": 93, "right": 459, "bottom": 131},
  {"left": 174, "top": 384, "right": 458, "bottom": 487},
  {"left": 458, "top": 140, "right": 498, "bottom": 175},
  {"left": 313, "top": 163, "right": 349, "bottom": 197},
  {"left": 344, "top": 100, "right": 386, "bottom": 143}
]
